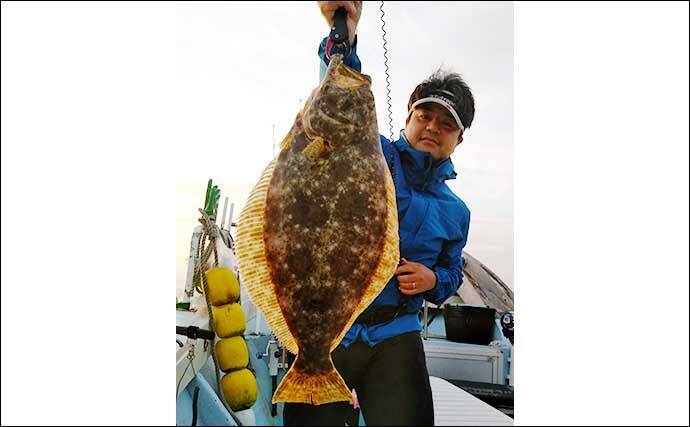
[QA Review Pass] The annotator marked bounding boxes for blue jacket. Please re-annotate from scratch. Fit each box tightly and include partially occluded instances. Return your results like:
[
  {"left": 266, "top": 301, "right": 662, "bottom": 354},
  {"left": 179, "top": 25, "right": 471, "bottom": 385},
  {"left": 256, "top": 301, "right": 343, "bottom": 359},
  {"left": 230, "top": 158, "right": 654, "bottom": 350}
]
[{"left": 317, "top": 37, "right": 471, "bottom": 347}]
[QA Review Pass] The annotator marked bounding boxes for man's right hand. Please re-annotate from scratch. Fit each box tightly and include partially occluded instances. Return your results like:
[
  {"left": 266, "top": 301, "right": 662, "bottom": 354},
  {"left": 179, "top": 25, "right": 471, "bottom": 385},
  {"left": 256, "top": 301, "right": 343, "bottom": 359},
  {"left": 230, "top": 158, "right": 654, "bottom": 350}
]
[{"left": 317, "top": 1, "right": 362, "bottom": 46}]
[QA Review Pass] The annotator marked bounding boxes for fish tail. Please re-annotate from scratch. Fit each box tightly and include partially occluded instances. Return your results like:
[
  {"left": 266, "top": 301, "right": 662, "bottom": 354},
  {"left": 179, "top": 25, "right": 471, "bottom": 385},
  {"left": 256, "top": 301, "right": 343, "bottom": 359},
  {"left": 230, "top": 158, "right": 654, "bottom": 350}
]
[{"left": 272, "top": 359, "right": 352, "bottom": 405}]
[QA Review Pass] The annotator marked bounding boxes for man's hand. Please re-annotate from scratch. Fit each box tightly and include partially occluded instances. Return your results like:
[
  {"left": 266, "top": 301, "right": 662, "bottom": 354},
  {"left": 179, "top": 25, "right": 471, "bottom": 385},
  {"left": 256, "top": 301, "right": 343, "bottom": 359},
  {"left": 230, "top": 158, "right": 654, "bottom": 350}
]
[
  {"left": 395, "top": 258, "right": 437, "bottom": 296},
  {"left": 317, "top": 1, "right": 362, "bottom": 46}
]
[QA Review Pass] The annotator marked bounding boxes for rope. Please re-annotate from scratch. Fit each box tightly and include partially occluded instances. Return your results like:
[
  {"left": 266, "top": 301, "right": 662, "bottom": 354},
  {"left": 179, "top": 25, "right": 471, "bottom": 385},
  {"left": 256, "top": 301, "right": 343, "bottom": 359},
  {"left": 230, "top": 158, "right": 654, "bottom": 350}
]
[
  {"left": 193, "top": 209, "right": 221, "bottom": 294},
  {"left": 380, "top": 1, "right": 394, "bottom": 142},
  {"left": 195, "top": 231, "right": 207, "bottom": 294},
  {"left": 176, "top": 342, "right": 200, "bottom": 397},
  {"left": 191, "top": 386, "right": 201, "bottom": 427}
]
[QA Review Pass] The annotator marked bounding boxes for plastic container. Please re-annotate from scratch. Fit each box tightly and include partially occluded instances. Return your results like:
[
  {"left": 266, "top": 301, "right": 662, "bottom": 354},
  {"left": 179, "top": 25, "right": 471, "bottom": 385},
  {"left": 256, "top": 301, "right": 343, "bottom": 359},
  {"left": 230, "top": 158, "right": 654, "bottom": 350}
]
[{"left": 444, "top": 304, "right": 496, "bottom": 345}]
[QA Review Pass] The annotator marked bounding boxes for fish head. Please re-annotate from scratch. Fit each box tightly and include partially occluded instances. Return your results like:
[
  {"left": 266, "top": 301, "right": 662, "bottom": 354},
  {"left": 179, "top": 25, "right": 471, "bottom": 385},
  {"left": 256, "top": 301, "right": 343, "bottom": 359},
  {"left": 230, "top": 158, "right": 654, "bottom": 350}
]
[{"left": 301, "top": 55, "right": 377, "bottom": 149}]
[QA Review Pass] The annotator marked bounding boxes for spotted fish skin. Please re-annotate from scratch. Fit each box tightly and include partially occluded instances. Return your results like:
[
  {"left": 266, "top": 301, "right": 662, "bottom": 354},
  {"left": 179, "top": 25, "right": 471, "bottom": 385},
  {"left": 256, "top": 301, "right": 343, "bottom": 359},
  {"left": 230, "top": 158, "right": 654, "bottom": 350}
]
[
  {"left": 237, "top": 54, "right": 399, "bottom": 405},
  {"left": 265, "top": 65, "right": 388, "bottom": 374}
]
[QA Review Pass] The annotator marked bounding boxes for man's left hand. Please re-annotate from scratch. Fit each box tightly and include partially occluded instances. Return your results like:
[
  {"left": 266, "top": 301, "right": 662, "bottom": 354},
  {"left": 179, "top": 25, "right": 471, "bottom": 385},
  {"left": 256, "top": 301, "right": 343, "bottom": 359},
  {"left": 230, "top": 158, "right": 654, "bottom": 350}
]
[{"left": 395, "top": 258, "right": 437, "bottom": 295}]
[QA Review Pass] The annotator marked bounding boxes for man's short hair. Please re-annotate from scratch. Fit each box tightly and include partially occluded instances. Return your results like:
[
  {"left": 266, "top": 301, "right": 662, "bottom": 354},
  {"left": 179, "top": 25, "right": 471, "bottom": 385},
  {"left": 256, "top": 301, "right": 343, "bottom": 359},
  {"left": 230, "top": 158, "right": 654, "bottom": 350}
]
[{"left": 408, "top": 68, "right": 475, "bottom": 132}]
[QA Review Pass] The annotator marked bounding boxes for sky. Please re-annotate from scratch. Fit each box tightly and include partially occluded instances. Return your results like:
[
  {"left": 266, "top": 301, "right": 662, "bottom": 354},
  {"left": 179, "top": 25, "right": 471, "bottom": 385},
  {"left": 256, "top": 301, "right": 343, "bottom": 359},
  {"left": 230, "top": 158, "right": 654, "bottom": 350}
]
[{"left": 175, "top": 1, "right": 514, "bottom": 290}]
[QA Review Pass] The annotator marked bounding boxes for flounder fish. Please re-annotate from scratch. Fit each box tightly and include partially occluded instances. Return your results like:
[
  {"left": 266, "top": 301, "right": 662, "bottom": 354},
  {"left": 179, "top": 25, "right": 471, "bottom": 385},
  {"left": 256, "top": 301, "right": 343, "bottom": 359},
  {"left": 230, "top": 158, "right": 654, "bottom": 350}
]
[{"left": 236, "top": 54, "right": 399, "bottom": 405}]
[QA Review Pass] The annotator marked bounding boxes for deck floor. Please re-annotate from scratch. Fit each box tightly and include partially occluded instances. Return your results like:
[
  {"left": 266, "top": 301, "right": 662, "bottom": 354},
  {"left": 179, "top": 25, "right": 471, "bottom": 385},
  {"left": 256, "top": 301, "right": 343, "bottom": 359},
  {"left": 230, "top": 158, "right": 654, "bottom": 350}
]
[{"left": 430, "top": 376, "right": 513, "bottom": 426}]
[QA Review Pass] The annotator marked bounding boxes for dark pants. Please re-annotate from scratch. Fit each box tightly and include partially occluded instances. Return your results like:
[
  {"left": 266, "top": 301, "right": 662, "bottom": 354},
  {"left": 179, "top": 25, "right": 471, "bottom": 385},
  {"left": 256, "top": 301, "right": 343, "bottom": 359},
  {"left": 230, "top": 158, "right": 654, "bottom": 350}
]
[{"left": 283, "top": 332, "right": 434, "bottom": 426}]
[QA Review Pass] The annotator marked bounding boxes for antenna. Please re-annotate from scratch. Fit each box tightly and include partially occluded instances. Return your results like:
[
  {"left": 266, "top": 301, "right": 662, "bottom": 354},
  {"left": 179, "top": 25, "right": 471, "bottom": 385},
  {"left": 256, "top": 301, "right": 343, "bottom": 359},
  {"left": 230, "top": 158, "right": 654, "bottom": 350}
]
[
  {"left": 220, "top": 196, "right": 229, "bottom": 231},
  {"left": 228, "top": 203, "right": 235, "bottom": 229}
]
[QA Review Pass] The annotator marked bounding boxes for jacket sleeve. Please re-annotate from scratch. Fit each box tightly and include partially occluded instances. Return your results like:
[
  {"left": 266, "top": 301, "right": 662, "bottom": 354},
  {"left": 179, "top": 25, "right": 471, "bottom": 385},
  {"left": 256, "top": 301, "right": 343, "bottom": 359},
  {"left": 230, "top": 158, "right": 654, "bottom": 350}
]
[
  {"left": 425, "top": 210, "right": 471, "bottom": 306},
  {"left": 318, "top": 35, "right": 361, "bottom": 82},
  {"left": 379, "top": 135, "right": 393, "bottom": 169}
]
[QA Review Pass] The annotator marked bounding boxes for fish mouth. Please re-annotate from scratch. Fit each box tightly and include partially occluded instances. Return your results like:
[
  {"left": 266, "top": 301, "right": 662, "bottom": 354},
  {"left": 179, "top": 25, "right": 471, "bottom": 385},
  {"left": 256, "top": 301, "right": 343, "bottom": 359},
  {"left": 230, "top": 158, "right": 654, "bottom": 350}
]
[{"left": 329, "top": 55, "right": 372, "bottom": 88}]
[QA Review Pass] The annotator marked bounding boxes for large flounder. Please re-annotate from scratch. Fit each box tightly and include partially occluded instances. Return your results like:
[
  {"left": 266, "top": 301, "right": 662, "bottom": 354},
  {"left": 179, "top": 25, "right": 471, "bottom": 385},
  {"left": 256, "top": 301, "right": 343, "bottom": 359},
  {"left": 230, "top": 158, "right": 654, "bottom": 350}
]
[{"left": 236, "top": 55, "right": 399, "bottom": 405}]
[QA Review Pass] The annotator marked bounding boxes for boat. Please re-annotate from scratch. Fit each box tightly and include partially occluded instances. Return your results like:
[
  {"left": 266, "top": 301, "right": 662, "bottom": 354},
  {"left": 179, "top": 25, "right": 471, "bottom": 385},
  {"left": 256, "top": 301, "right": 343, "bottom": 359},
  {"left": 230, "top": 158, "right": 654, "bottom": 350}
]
[{"left": 176, "top": 183, "right": 514, "bottom": 426}]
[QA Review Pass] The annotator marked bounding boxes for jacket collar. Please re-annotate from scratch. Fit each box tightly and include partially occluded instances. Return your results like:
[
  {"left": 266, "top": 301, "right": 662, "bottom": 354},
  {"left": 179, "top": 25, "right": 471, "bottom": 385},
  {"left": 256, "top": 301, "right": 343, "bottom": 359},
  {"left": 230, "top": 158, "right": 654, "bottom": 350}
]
[{"left": 395, "top": 132, "right": 458, "bottom": 189}]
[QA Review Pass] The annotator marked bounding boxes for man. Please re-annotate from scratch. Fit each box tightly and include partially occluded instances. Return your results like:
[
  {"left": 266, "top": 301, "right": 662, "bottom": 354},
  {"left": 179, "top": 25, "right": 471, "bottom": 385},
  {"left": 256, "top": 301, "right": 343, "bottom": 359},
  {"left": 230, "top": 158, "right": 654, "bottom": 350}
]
[{"left": 283, "top": 2, "right": 474, "bottom": 425}]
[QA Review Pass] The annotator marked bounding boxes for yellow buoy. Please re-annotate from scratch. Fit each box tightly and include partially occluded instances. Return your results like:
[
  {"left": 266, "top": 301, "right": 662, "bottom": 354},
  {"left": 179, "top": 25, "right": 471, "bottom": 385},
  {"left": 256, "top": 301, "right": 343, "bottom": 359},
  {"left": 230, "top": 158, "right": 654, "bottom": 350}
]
[
  {"left": 216, "top": 336, "right": 249, "bottom": 372},
  {"left": 212, "top": 303, "right": 246, "bottom": 338},
  {"left": 205, "top": 267, "right": 240, "bottom": 306},
  {"left": 221, "top": 368, "right": 258, "bottom": 411}
]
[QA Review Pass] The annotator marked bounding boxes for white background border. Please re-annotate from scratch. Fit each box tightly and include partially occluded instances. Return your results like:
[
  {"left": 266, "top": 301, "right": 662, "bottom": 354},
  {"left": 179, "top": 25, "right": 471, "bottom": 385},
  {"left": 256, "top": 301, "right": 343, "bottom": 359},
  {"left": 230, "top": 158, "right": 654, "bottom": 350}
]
[{"left": 2, "top": 2, "right": 688, "bottom": 425}]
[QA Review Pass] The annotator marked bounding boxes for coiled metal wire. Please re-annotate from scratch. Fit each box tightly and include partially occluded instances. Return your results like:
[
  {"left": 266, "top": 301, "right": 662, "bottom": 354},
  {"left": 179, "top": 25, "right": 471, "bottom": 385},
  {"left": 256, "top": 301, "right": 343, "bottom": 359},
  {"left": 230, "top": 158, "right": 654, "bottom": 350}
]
[{"left": 379, "top": 1, "right": 394, "bottom": 142}]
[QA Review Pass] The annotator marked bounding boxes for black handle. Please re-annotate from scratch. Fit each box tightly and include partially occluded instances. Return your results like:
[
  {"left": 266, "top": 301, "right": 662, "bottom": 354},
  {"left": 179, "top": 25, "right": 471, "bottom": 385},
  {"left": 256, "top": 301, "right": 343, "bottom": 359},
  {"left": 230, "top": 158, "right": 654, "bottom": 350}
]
[
  {"left": 328, "top": 6, "right": 351, "bottom": 57},
  {"left": 177, "top": 325, "right": 215, "bottom": 341}
]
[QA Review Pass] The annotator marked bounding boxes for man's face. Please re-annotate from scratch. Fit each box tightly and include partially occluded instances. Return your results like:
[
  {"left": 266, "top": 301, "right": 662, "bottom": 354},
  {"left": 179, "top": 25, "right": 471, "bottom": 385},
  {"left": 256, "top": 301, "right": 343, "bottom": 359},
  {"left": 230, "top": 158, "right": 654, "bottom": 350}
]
[{"left": 404, "top": 103, "right": 463, "bottom": 162}]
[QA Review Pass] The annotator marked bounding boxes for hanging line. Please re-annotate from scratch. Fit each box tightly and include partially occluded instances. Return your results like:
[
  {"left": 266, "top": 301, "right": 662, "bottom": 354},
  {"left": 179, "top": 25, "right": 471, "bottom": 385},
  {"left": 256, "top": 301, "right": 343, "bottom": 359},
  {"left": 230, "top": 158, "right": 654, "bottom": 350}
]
[{"left": 379, "top": 1, "right": 394, "bottom": 143}]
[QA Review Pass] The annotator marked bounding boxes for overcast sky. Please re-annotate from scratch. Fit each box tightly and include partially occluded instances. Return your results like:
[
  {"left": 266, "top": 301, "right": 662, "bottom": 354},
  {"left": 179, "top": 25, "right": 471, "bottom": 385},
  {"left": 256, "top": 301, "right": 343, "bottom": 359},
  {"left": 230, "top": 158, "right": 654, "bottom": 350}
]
[{"left": 175, "top": 1, "right": 514, "bottom": 289}]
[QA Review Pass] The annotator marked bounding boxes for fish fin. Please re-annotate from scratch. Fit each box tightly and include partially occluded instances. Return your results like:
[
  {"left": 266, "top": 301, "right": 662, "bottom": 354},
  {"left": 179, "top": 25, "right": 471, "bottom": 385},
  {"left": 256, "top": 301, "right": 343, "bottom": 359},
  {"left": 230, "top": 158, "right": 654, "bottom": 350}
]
[
  {"left": 272, "top": 357, "right": 353, "bottom": 405},
  {"left": 279, "top": 115, "right": 300, "bottom": 152},
  {"left": 302, "top": 137, "right": 329, "bottom": 159},
  {"left": 235, "top": 158, "right": 299, "bottom": 355},
  {"left": 331, "top": 168, "right": 400, "bottom": 351},
  {"left": 279, "top": 133, "right": 294, "bottom": 151}
]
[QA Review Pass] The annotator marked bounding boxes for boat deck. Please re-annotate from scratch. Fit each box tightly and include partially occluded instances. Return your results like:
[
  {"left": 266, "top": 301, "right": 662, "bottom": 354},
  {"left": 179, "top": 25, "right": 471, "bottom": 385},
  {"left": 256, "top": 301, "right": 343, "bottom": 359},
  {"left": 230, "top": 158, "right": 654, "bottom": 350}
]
[
  {"left": 176, "top": 334, "right": 513, "bottom": 425},
  {"left": 430, "top": 376, "right": 513, "bottom": 426}
]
